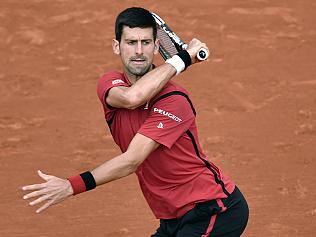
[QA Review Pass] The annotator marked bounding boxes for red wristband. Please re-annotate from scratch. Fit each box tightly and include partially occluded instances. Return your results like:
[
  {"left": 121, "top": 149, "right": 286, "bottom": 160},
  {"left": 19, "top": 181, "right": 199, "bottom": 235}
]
[{"left": 67, "top": 175, "right": 86, "bottom": 195}]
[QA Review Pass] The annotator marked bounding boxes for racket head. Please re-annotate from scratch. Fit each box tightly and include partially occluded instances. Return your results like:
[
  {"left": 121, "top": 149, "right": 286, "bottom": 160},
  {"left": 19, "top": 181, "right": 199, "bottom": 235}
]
[
  {"left": 152, "top": 12, "right": 209, "bottom": 61},
  {"left": 156, "top": 26, "right": 179, "bottom": 59},
  {"left": 152, "top": 12, "right": 184, "bottom": 60}
]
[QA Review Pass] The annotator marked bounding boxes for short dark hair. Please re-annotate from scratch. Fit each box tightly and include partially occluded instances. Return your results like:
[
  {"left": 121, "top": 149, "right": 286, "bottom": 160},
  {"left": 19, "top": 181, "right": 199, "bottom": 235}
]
[{"left": 115, "top": 7, "right": 157, "bottom": 42}]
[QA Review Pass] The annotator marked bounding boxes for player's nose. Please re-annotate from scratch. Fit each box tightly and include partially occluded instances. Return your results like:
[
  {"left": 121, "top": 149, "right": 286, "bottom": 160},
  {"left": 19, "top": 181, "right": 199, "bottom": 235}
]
[{"left": 136, "top": 41, "right": 143, "bottom": 55}]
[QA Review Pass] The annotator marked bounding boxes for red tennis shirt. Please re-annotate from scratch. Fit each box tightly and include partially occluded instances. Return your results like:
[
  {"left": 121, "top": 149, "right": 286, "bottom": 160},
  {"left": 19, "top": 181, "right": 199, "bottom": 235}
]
[{"left": 97, "top": 70, "right": 235, "bottom": 219}]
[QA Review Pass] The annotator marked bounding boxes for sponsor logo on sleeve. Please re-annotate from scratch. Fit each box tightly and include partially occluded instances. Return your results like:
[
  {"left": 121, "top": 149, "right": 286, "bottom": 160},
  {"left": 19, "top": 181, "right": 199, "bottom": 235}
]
[
  {"left": 157, "top": 122, "right": 164, "bottom": 129},
  {"left": 112, "top": 79, "right": 124, "bottom": 85},
  {"left": 153, "top": 107, "right": 182, "bottom": 122}
]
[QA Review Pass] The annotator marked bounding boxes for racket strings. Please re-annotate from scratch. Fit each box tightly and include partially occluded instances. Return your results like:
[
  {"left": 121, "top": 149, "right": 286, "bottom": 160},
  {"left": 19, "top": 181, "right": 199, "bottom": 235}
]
[{"left": 157, "top": 26, "right": 179, "bottom": 59}]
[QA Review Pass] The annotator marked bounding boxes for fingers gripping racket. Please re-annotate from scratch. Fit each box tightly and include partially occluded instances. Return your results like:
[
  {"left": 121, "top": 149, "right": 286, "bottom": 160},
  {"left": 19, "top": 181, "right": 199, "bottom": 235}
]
[{"left": 151, "top": 12, "right": 209, "bottom": 61}]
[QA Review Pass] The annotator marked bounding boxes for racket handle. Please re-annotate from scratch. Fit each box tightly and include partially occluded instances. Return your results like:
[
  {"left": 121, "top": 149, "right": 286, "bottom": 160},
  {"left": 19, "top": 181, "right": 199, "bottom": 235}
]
[{"left": 197, "top": 48, "right": 209, "bottom": 61}]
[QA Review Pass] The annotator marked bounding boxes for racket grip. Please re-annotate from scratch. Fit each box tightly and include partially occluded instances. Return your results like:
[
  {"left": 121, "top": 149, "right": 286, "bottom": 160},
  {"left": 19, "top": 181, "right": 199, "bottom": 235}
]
[{"left": 197, "top": 48, "right": 209, "bottom": 61}]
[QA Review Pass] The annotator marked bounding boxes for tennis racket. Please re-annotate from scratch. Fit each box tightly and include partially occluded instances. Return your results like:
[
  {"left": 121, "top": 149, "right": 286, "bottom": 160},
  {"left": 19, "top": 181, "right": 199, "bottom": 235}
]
[{"left": 152, "top": 12, "right": 209, "bottom": 61}]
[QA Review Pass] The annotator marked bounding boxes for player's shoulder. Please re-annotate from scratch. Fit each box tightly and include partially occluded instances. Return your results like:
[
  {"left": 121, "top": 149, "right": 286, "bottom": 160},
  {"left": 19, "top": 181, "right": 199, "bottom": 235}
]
[
  {"left": 98, "top": 70, "right": 126, "bottom": 84},
  {"left": 154, "top": 81, "right": 190, "bottom": 99},
  {"left": 150, "top": 81, "right": 193, "bottom": 108},
  {"left": 96, "top": 70, "right": 130, "bottom": 102},
  {"left": 150, "top": 81, "right": 196, "bottom": 114}
]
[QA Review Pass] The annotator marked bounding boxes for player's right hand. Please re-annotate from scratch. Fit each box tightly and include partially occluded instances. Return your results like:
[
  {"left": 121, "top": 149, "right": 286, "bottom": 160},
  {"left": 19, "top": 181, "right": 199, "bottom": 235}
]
[
  {"left": 186, "top": 38, "right": 210, "bottom": 64},
  {"left": 22, "top": 170, "right": 74, "bottom": 213}
]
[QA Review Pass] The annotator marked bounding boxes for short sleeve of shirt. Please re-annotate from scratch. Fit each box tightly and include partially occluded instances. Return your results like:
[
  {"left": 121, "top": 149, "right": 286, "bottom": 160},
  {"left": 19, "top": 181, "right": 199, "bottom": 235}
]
[
  {"left": 138, "top": 94, "right": 195, "bottom": 149},
  {"left": 96, "top": 71, "right": 129, "bottom": 109}
]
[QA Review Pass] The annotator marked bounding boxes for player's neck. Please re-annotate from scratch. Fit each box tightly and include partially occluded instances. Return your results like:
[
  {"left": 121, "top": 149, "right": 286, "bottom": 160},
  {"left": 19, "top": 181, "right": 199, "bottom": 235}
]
[
  {"left": 124, "top": 65, "right": 154, "bottom": 85},
  {"left": 124, "top": 72, "right": 141, "bottom": 85}
]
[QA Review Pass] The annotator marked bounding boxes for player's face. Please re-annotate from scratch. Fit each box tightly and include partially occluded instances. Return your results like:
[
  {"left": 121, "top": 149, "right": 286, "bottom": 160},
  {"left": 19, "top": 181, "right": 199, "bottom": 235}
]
[{"left": 113, "top": 26, "right": 159, "bottom": 77}]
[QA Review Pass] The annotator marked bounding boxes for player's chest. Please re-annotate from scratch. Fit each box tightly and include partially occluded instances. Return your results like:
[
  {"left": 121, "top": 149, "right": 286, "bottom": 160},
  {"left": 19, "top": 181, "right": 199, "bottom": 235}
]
[{"left": 113, "top": 105, "right": 150, "bottom": 135}]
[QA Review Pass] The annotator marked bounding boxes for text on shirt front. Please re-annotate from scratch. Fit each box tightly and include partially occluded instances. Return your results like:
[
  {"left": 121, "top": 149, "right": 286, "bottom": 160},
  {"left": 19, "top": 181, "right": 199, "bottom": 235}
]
[{"left": 153, "top": 107, "right": 182, "bottom": 122}]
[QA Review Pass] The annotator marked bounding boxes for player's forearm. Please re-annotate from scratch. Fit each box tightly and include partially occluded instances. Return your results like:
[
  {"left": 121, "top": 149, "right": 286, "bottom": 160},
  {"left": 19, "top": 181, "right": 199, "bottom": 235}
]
[
  {"left": 127, "top": 63, "right": 176, "bottom": 108},
  {"left": 90, "top": 152, "right": 138, "bottom": 186}
]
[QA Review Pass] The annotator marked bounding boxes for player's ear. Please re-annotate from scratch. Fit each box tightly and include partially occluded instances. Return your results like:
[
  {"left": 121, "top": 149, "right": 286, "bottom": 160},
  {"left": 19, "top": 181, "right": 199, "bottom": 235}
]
[
  {"left": 154, "top": 39, "right": 160, "bottom": 55},
  {"left": 112, "top": 39, "right": 120, "bottom": 55}
]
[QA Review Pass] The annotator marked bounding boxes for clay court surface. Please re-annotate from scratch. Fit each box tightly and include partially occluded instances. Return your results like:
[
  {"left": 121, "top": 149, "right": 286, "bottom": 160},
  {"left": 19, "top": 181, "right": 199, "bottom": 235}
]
[{"left": 1, "top": 0, "right": 315, "bottom": 236}]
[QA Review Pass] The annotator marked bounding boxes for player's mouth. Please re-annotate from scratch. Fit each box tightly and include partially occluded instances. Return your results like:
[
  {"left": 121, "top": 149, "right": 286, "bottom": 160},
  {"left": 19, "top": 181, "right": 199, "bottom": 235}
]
[{"left": 130, "top": 57, "right": 146, "bottom": 65}]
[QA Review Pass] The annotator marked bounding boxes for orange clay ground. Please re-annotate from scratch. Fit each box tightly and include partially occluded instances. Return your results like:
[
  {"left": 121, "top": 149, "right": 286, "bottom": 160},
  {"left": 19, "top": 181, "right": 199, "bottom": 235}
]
[{"left": 1, "top": 1, "right": 315, "bottom": 236}]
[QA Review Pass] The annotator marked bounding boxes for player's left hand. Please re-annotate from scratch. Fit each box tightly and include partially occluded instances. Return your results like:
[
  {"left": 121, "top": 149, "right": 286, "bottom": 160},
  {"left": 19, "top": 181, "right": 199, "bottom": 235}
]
[
  {"left": 22, "top": 170, "right": 74, "bottom": 213},
  {"left": 186, "top": 38, "right": 210, "bottom": 64}
]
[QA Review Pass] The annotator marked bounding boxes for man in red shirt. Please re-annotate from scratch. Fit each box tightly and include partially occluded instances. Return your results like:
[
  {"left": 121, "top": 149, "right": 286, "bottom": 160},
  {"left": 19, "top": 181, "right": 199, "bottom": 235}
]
[{"left": 22, "top": 7, "right": 249, "bottom": 237}]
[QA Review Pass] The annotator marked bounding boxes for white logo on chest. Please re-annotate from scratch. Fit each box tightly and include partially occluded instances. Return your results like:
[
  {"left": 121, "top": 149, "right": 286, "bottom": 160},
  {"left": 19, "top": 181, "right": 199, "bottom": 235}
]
[{"left": 153, "top": 107, "right": 182, "bottom": 122}]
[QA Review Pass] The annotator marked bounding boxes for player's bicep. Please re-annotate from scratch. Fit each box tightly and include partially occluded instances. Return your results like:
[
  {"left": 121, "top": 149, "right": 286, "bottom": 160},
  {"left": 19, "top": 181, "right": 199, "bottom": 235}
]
[
  {"left": 106, "top": 86, "right": 143, "bottom": 109},
  {"left": 106, "top": 86, "right": 129, "bottom": 108},
  {"left": 125, "top": 133, "right": 160, "bottom": 167}
]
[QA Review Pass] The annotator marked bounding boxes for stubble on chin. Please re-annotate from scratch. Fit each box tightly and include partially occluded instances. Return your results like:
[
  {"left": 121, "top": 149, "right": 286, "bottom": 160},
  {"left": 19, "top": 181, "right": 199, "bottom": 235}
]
[{"left": 126, "top": 63, "right": 151, "bottom": 77}]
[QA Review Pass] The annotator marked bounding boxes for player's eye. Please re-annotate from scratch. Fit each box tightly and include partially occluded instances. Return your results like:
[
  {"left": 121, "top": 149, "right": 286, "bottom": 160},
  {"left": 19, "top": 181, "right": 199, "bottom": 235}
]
[
  {"left": 127, "top": 41, "right": 136, "bottom": 45},
  {"left": 142, "top": 40, "right": 151, "bottom": 45}
]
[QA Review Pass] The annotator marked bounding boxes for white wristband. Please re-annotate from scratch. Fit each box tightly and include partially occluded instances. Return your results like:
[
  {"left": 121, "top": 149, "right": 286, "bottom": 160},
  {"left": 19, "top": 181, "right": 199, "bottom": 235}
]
[{"left": 165, "top": 55, "right": 185, "bottom": 75}]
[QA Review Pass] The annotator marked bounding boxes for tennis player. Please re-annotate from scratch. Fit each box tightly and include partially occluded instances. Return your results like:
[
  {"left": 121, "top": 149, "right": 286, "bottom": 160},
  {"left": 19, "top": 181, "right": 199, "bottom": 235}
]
[{"left": 22, "top": 7, "right": 248, "bottom": 237}]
